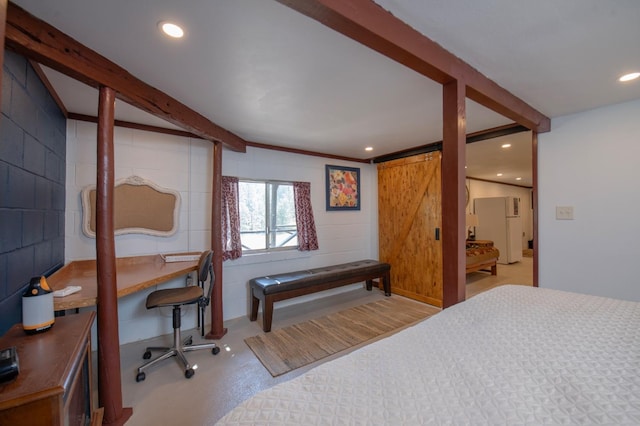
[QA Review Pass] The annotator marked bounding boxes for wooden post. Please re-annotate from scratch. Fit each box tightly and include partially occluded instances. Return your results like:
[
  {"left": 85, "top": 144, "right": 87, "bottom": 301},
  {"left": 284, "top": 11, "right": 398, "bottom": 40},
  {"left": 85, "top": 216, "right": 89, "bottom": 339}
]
[
  {"left": 96, "top": 86, "right": 132, "bottom": 425},
  {"left": 441, "top": 79, "right": 467, "bottom": 308},
  {"left": 532, "top": 131, "right": 539, "bottom": 287},
  {"left": 207, "top": 141, "right": 227, "bottom": 339}
]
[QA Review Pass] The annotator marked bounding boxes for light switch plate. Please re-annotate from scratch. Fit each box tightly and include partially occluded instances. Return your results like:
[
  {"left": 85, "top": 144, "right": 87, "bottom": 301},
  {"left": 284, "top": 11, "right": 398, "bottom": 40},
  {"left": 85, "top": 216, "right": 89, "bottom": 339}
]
[{"left": 556, "top": 206, "right": 574, "bottom": 220}]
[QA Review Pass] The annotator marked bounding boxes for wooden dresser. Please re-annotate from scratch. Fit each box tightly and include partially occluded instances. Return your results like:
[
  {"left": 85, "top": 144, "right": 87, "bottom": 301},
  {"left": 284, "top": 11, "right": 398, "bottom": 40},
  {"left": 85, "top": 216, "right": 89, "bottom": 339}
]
[{"left": 0, "top": 311, "right": 97, "bottom": 426}]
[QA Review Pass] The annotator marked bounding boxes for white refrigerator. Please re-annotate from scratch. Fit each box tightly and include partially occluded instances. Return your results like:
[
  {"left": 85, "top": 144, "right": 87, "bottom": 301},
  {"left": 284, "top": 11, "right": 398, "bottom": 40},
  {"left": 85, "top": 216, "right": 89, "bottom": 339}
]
[{"left": 473, "top": 197, "right": 523, "bottom": 264}]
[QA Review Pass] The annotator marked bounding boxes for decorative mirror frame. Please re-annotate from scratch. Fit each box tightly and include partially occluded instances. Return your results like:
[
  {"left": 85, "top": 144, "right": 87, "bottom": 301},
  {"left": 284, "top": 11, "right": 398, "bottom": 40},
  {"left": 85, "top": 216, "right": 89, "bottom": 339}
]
[{"left": 81, "top": 175, "right": 181, "bottom": 238}]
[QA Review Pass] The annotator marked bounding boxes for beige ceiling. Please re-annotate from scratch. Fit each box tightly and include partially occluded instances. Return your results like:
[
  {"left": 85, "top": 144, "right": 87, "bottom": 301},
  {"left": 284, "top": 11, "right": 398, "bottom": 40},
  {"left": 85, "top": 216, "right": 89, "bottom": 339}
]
[{"left": 11, "top": 0, "right": 640, "bottom": 186}]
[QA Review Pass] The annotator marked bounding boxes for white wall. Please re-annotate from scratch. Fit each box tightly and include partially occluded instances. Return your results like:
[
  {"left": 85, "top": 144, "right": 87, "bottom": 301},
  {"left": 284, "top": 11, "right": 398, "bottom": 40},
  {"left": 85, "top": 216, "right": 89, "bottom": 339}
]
[
  {"left": 65, "top": 120, "right": 378, "bottom": 344},
  {"left": 66, "top": 120, "right": 213, "bottom": 344},
  {"left": 221, "top": 147, "right": 378, "bottom": 321},
  {"left": 538, "top": 98, "right": 640, "bottom": 301},
  {"left": 466, "top": 178, "right": 533, "bottom": 249}
]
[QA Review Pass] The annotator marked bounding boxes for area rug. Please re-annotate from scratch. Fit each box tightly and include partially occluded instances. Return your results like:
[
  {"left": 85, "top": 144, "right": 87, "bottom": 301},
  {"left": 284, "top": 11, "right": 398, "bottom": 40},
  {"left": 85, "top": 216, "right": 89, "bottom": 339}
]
[{"left": 245, "top": 297, "right": 440, "bottom": 377}]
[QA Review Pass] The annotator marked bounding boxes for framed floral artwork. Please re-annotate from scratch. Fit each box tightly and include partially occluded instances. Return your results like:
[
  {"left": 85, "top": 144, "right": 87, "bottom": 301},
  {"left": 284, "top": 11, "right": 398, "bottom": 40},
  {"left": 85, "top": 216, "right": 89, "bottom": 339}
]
[{"left": 325, "top": 165, "right": 360, "bottom": 211}]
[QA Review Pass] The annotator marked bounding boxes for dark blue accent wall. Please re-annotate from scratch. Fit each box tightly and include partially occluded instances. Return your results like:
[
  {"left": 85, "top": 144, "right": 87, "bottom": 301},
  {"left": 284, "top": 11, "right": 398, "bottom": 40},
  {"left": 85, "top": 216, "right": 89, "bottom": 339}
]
[{"left": 0, "top": 51, "right": 66, "bottom": 334}]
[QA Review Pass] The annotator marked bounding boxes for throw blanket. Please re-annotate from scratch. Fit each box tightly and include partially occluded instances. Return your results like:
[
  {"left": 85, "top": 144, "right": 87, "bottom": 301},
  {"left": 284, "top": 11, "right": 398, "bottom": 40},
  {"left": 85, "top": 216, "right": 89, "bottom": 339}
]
[{"left": 217, "top": 285, "right": 640, "bottom": 425}]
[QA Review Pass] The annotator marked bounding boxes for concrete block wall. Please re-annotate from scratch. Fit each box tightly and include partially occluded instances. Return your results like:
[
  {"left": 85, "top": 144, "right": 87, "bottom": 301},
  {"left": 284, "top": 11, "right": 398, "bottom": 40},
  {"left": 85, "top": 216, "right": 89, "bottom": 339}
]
[
  {"left": 66, "top": 120, "right": 378, "bottom": 344},
  {"left": 0, "top": 51, "right": 67, "bottom": 334},
  {"left": 66, "top": 119, "right": 214, "bottom": 344}
]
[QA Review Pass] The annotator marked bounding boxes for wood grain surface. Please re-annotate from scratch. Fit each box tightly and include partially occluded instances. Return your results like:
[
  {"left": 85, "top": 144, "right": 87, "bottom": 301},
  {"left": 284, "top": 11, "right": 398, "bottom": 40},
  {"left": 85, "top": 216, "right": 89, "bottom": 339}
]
[
  {"left": 245, "top": 297, "right": 440, "bottom": 376},
  {"left": 378, "top": 152, "right": 443, "bottom": 306}
]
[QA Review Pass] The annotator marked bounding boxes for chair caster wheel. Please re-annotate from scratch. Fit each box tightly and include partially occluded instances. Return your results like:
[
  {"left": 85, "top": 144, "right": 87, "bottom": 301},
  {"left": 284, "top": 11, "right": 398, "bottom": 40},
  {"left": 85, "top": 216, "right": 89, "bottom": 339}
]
[
  {"left": 212, "top": 347, "right": 220, "bottom": 355},
  {"left": 143, "top": 351, "right": 152, "bottom": 359},
  {"left": 136, "top": 372, "right": 146, "bottom": 382},
  {"left": 184, "top": 337, "right": 193, "bottom": 346},
  {"left": 185, "top": 368, "right": 195, "bottom": 379}
]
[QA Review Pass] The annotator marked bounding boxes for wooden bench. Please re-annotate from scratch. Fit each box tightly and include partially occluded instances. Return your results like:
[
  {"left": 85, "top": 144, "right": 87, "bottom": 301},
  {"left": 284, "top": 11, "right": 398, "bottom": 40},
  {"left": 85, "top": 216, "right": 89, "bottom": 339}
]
[{"left": 249, "top": 259, "right": 391, "bottom": 332}]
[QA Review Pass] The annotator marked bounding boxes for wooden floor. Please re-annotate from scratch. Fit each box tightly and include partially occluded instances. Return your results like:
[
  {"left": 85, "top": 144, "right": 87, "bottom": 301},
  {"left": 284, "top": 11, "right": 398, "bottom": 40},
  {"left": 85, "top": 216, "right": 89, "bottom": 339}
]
[{"left": 115, "top": 256, "right": 533, "bottom": 425}]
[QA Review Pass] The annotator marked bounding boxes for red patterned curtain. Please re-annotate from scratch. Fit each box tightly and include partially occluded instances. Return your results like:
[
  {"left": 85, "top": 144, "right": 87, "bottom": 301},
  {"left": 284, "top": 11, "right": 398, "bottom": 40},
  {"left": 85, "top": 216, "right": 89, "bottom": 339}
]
[
  {"left": 221, "top": 176, "right": 242, "bottom": 260},
  {"left": 293, "top": 182, "right": 319, "bottom": 251}
]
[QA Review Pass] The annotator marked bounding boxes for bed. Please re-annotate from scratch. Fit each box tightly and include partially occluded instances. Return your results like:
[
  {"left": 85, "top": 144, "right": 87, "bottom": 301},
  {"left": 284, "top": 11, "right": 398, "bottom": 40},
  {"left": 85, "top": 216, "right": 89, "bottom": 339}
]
[
  {"left": 466, "top": 239, "right": 499, "bottom": 275},
  {"left": 216, "top": 285, "right": 640, "bottom": 424}
]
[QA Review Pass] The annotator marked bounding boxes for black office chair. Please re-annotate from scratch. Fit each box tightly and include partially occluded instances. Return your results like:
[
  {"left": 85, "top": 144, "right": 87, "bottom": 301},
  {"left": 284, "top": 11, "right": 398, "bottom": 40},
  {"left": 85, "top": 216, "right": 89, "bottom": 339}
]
[{"left": 136, "top": 250, "right": 220, "bottom": 382}]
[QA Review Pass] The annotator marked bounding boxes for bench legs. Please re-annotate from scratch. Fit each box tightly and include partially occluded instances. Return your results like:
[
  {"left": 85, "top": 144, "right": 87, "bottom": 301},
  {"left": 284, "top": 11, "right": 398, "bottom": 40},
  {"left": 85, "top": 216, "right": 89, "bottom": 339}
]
[
  {"left": 250, "top": 290, "right": 274, "bottom": 332},
  {"left": 381, "top": 271, "right": 391, "bottom": 296},
  {"left": 261, "top": 297, "right": 274, "bottom": 332},
  {"left": 365, "top": 272, "right": 391, "bottom": 296},
  {"left": 250, "top": 272, "right": 392, "bottom": 333},
  {"left": 250, "top": 292, "right": 259, "bottom": 322}
]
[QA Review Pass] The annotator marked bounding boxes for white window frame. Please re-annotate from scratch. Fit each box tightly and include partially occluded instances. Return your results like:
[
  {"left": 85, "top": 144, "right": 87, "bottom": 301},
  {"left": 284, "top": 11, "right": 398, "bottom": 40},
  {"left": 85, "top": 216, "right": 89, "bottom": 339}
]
[{"left": 238, "top": 179, "right": 298, "bottom": 253}]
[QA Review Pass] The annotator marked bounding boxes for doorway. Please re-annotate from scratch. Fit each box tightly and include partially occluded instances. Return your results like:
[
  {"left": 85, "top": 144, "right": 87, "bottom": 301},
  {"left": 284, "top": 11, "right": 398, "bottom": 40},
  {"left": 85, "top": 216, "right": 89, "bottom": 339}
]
[{"left": 464, "top": 130, "right": 535, "bottom": 298}]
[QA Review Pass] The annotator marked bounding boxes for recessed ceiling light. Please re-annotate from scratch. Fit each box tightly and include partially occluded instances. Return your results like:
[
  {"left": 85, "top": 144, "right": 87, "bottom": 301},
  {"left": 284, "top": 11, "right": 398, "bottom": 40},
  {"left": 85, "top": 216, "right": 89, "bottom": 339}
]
[
  {"left": 159, "top": 21, "right": 184, "bottom": 38},
  {"left": 516, "top": 177, "right": 522, "bottom": 181},
  {"left": 365, "top": 147, "right": 373, "bottom": 151},
  {"left": 619, "top": 72, "right": 640, "bottom": 82},
  {"left": 501, "top": 144, "right": 511, "bottom": 148},
  {"left": 496, "top": 173, "right": 503, "bottom": 177}
]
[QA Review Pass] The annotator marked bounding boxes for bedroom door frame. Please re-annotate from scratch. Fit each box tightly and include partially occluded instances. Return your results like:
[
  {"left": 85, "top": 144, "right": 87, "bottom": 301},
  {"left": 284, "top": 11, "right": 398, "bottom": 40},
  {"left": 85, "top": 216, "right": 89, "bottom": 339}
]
[{"left": 532, "top": 131, "right": 539, "bottom": 287}]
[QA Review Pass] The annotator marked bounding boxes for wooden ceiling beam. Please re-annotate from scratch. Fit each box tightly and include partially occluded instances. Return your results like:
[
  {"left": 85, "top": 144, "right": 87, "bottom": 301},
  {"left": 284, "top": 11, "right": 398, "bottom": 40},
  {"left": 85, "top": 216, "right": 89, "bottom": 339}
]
[
  {"left": 276, "top": 0, "right": 550, "bottom": 133},
  {"left": 4, "top": 2, "right": 246, "bottom": 152}
]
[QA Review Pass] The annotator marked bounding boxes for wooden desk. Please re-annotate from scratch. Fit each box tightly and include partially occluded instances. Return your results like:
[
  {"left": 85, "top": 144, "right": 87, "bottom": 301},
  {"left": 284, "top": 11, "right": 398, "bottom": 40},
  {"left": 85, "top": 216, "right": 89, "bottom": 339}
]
[
  {"left": 0, "top": 312, "right": 97, "bottom": 426},
  {"left": 46, "top": 254, "right": 200, "bottom": 311}
]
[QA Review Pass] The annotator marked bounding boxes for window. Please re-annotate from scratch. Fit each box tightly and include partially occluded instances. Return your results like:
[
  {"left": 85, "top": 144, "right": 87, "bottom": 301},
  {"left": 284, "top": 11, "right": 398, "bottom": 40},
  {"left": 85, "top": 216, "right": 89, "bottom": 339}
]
[{"left": 238, "top": 180, "right": 298, "bottom": 252}]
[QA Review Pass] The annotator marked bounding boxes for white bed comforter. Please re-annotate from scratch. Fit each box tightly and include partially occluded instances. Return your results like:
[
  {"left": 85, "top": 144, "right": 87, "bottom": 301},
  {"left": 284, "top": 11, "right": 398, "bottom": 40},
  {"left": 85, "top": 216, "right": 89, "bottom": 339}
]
[{"left": 216, "top": 285, "right": 640, "bottom": 425}]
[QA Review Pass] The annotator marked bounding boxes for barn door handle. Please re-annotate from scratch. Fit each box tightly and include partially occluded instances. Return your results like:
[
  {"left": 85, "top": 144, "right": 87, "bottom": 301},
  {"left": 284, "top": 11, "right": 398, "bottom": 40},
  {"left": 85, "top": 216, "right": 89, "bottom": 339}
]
[{"left": 435, "top": 227, "right": 440, "bottom": 240}]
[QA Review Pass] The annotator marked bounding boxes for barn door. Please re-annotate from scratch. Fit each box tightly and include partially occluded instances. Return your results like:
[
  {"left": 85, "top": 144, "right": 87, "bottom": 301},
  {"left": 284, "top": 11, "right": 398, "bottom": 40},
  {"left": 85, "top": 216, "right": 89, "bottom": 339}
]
[{"left": 378, "top": 152, "right": 442, "bottom": 307}]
